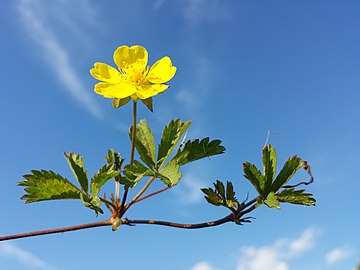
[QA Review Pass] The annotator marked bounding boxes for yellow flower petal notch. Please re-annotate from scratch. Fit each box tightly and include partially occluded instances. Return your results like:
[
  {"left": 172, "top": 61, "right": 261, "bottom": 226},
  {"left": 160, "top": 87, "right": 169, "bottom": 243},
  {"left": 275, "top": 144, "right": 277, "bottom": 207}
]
[{"left": 90, "top": 45, "right": 177, "bottom": 104}]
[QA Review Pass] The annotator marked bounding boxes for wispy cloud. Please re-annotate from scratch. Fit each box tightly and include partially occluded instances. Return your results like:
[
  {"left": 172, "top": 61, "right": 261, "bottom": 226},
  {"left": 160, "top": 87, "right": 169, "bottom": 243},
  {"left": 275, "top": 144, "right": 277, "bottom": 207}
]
[
  {"left": 190, "top": 261, "right": 217, "bottom": 270},
  {"left": 325, "top": 247, "right": 352, "bottom": 264},
  {"left": 236, "top": 227, "right": 317, "bottom": 270},
  {"left": 17, "top": 0, "right": 104, "bottom": 119},
  {"left": 174, "top": 169, "right": 208, "bottom": 204},
  {"left": 0, "top": 242, "right": 56, "bottom": 270}
]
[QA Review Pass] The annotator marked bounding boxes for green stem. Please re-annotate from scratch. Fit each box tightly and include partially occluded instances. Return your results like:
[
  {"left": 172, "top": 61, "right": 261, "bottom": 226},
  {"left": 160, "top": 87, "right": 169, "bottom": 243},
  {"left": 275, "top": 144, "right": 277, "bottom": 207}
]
[{"left": 120, "top": 100, "right": 138, "bottom": 212}]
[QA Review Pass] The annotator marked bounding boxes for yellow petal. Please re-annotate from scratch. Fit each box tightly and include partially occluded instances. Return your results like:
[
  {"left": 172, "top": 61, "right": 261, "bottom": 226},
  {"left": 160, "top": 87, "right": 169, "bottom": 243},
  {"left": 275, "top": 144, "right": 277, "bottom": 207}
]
[
  {"left": 136, "top": 83, "right": 169, "bottom": 99},
  {"left": 94, "top": 82, "right": 137, "bottom": 99},
  {"left": 113, "top": 45, "right": 148, "bottom": 72},
  {"left": 147, "top": 57, "right": 177, "bottom": 84},
  {"left": 90, "top": 62, "right": 122, "bottom": 84}
]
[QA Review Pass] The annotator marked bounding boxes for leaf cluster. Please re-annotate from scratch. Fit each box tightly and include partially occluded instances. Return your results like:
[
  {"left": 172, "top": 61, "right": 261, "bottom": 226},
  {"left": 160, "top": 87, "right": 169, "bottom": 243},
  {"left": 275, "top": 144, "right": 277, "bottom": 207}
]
[{"left": 243, "top": 145, "right": 316, "bottom": 209}]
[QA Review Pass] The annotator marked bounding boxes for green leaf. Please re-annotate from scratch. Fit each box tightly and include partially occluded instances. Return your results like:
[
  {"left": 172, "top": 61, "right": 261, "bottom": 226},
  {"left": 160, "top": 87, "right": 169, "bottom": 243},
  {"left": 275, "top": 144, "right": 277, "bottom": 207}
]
[
  {"left": 123, "top": 160, "right": 153, "bottom": 188},
  {"left": 214, "top": 180, "right": 225, "bottom": 198},
  {"left": 174, "top": 137, "right": 225, "bottom": 166},
  {"left": 105, "top": 149, "right": 115, "bottom": 164},
  {"left": 201, "top": 187, "right": 224, "bottom": 206},
  {"left": 18, "top": 170, "right": 81, "bottom": 203},
  {"left": 157, "top": 119, "right": 192, "bottom": 169},
  {"left": 141, "top": 97, "right": 153, "bottom": 112},
  {"left": 262, "top": 145, "right": 277, "bottom": 194},
  {"left": 277, "top": 188, "right": 316, "bottom": 206},
  {"left": 112, "top": 97, "right": 131, "bottom": 108},
  {"left": 64, "top": 152, "right": 88, "bottom": 193},
  {"left": 130, "top": 119, "right": 156, "bottom": 168},
  {"left": 202, "top": 181, "right": 238, "bottom": 208},
  {"left": 156, "top": 160, "right": 182, "bottom": 187},
  {"left": 272, "top": 156, "right": 302, "bottom": 192},
  {"left": 90, "top": 164, "right": 120, "bottom": 197},
  {"left": 264, "top": 191, "right": 280, "bottom": 209},
  {"left": 243, "top": 162, "right": 265, "bottom": 195},
  {"left": 80, "top": 193, "right": 103, "bottom": 216}
]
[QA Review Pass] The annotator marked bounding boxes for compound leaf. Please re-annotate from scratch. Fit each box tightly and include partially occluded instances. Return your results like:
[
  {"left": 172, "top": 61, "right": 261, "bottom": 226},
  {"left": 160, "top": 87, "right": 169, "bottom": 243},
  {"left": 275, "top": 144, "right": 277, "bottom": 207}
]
[{"left": 18, "top": 170, "right": 80, "bottom": 203}]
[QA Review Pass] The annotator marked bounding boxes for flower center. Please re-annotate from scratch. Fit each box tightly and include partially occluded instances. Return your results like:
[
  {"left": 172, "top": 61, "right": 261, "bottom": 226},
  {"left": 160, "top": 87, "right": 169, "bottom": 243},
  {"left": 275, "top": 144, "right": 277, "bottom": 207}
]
[{"left": 122, "top": 65, "right": 146, "bottom": 86}]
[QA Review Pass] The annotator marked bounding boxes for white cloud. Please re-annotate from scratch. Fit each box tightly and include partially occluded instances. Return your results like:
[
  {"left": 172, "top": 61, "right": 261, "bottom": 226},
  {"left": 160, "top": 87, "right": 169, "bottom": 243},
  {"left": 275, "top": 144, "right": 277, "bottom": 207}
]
[
  {"left": 190, "top": 261, "right": 217, "bottom": 270},
  {"left": 175, "top": 170, "right": 207, "bottom": 204},
  {"left": 0, "top": 242, "right": 56, "bottom": 270},
  {"left": 236, "top": 227, "right": 316, "bottom": 270},
  {"left": 325, "top": 247, "right": 352, "bottom": 264},
  {"left": 17, "top": 0, "right": 104, "bottom": 119}
]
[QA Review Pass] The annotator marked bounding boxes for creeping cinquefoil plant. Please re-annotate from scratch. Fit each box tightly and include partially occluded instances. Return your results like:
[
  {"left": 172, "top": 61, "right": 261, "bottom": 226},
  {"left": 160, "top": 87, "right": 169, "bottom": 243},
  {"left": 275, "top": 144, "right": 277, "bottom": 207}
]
[{"left": 0, "top": 45, "right": 315, "bottom": 241}]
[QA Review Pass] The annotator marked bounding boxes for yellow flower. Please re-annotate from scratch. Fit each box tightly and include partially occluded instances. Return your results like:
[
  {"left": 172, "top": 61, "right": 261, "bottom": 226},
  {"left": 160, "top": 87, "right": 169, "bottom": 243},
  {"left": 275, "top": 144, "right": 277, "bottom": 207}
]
[{"left": 90, "top": 45, "right": 177, "bottom": 101}]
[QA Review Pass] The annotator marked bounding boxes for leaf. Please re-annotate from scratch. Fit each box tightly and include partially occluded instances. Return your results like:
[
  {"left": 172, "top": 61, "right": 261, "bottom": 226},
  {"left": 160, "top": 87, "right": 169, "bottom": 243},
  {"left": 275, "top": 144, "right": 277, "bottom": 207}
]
[
  {"left": 157, "top": 119, "right": 192, "bottom": 169},
  {"left": 123, "top": 160, "right": 153, "bottom": 188},
  {"left": 264, "top": 191, "right": 280, "bottom": 209},
  {"left": 201, "top": 187, "right": 224, "bottom": 206},
  {"left": 174, "top": 138, "right": 225, "bottom": 166},
  {"left": 130, "top": 119, "right": 156, "bottom": 168},
  {"left": 277, "top": 188, "right": 316, "bottom": 206},
  {"left": 18, "top": 170, "right": 81, "bottom": 203},
  {"left": 243, "top": 162, "right": 265, "bottom": 195},
  {"left": 141, "top": 97, "right": 153, "bottom": 112},
  {"left": 155, "top": 160, "right": 182, "bottom": 187},
  {"left": 64, "top": 152, "right": 88, "bottom": 193},
  {"left": 90, "top": 164, "right": 120, "bottom": 197},
  {"left": 262, "top": 145, "right": 277, "bottom": 194},
  {"left": 272, "top": 156, "right": 302, "bottom": 192},
  {"left": 80, "top": 193, "right": 103, "bottom": 216},
  {"left": 202, "top": 180, "right": 238, "bottom": 208},
  {"left": 112, "top": 97, "right": 131, "bottom": 108}
]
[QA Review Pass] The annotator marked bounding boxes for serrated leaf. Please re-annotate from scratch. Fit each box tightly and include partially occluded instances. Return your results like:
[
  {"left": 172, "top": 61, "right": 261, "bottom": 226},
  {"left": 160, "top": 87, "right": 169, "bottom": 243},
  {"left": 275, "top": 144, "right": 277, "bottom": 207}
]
[
  {"left": 157, "top": 119, "right": 192, "bottom": 169},
  {"left": 272, "top": 156, "right": 302, "bottom": 192},
  {"left": 141, "top": 97, "right": 153, "bottom": 112},
  {"left": 264, "top": 191, "right": 280, "bottom": 209},
  {"left": 262, "top": 145, "right": 277, "bottom": 194},
  {"left": 90, "top": 164, "right": 120, "bottom": 197},
  {"left": 243, "top": 162, "right": 265, "bottom": 195},
  {"left": 112, "top": 97, "right": 131, "bottom": 108},
  {"left": 156, "top": 160, "right": 182, "bottom": 187},
  {"left": 64, "top": 152, "right": 88, "bottom": 193},
  {"left": 174, "top": 137, "right": 225, "bottom": 166},
  {"left": 277, "top": 188, "right": 316, "bottom": 206},
  {"left": 105, "top": 149, "right": 115, "bottom": 164},
  {"left": 201, "top": 188, "right": 224, "bottom": 206},
  {"left": 18, "top": 170, "right": 81, "bottom": 203},
  {"left": 123, "top": 160, "right": 153, "bottom": 188},
  {"left": 130, "top": 119, "right": 156, "bottom": 168}
]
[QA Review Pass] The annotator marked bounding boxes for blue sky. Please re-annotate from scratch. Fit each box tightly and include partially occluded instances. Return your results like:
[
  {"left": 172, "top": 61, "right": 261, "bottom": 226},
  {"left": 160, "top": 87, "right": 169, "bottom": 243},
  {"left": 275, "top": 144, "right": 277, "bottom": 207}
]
[{"left": 0, "top": 0, "right": 359, "bottom": 269}]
